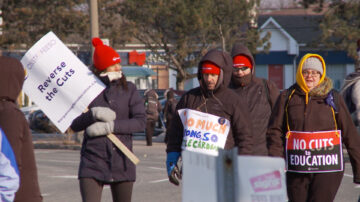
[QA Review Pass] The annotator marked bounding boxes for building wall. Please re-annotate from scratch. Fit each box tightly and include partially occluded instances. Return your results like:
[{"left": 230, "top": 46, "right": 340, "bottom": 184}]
[{"left": 150, "top": 65, "right": 168, "bottom": 89}]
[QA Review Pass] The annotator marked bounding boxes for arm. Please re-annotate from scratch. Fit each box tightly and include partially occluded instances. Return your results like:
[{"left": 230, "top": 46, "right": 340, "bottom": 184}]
[
  {"left": 166, "top": 95, "right": 187, "bottom": 153},
  {"left": 0, "top": 129, "right": 19, "bottom": 202},
  {"left": 113, "top": 86, "right": 146, "bottom": 134},
  {"left": 232, "top": 97, "right": 253, "bottom": 155},
  {"left": 351, "top": 80, "right": 360, "bottom": 126},
  {"left": 266, "top": 91, "right": 287, "bottom": 157},
  {"left": 163, "top": 101, "right": 169, "bottom": 119},
  {"left": 70, "top": 110, "right": 96, "bottom": 132},
  {"left": 337, "top": 95, "right": 360, "bottom": 183},
  {"left": 267, "top": 80, "right": 280, "bottom": 110},
  {"left": 157, "top": 100, "right": 162, "bottom": 113}
]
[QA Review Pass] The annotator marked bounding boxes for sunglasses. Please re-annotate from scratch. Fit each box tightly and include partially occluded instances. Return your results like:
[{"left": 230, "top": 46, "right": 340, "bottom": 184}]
[{"left": 233, "top": 67, "right": 250, "bottom": 72}]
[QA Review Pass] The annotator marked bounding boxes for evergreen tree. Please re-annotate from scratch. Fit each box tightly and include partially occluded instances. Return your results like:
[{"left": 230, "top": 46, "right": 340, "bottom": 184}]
[{"left": 319, "top": 0, "right": 360, "bottom": 69}]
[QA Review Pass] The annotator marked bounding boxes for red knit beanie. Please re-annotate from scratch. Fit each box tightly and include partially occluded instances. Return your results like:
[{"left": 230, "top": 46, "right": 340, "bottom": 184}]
[
  {"left": 202, "top": 61, "right": 220, "bottom": 75},
  {"left": 92, "top": 38, "right": 121, "bottom": 71},
  {"left": 233, "top": 55, "right": 253, "bottom": 69}
]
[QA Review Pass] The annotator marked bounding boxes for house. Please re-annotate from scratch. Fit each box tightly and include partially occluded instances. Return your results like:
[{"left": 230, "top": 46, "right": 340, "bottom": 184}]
[{"left": 256, "top": 14, "right": 355, "bottom": 90}]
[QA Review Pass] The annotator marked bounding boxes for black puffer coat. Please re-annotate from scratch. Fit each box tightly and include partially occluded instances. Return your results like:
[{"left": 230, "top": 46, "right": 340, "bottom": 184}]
[
  {"left": 71, "top": 77, "right": 146, "bottom": 183},
  {"left": 166, "top": 49, "right": 253, "bottom": 155}
]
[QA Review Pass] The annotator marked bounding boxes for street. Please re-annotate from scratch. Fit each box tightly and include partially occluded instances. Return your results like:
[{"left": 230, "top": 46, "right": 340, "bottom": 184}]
[
  {"left": 35, "top": 139, "right": 360, "bottom": 202},
  {"left": 35, "top": 139, "right": 181, "bottom": 202}
]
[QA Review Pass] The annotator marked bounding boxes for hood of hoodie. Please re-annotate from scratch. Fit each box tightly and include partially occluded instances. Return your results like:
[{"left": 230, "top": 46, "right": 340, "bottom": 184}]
[
  {"left": 198, "top": 49, "right": 233, "bottom": 92},
  {"left": 295, "top": 53, "right": 326, "bottom": 104},
  {"left": 341, "top": 71, "right": 360, "bottom": 94},
  {"left": 0, "top": 56, "right": 25, "bottom": 102},
  {"left": 231, "top": 43, "right": 255, "bottom": 74}
]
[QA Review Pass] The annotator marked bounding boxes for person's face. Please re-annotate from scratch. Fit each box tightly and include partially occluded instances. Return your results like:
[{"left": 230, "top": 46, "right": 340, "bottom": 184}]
[
  {"left": 105, "top": 63, "right": 122, "bottom": 72},
  {"left": 302, "top": 69, "right": 321, "bottom": 90},
  {"left": 232, "top": 66, "right": 251, "bottom": 77},
  {"left": 202, "top": 73, "right": 219, "bottom": 90}
]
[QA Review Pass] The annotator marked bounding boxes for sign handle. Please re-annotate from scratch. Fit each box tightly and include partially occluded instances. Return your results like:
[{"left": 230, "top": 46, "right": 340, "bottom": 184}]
[{"left": 107, "top": 133, "right": 140, "bottom": 165}]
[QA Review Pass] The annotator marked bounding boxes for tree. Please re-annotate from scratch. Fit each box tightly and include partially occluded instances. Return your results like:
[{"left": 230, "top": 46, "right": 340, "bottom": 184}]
[
  {"left": 0, "top": 0, "right": 89, "bottom": 50},
  {"left": 319, "top": 0, "right": 360, "bottom": 69},
  {"left": 120, "top": 0, "right": 270, "bottom": 90}
]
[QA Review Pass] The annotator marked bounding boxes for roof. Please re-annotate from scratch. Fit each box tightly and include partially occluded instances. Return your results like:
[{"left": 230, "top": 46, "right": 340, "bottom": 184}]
[
  {"left": 258, "top": 15, "right": 323, "bottom": 45},
  {"left": 122, "top": 66, "right": 156, "bottom": 77}
]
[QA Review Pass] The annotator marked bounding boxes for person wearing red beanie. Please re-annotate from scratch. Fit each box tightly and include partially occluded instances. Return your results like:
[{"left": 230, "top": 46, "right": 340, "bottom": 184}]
[
  {"left": 92, "top": 37, "right": 121, "bottom": 71},
  {"left": 230, "top": 43, "right": 279, "bottom": 157},
  {"left": 201, "top": 61, "right": 221, "bottom": 90},
  {"left": 70, "top": 38, "right": 146, "bottom": 202}
]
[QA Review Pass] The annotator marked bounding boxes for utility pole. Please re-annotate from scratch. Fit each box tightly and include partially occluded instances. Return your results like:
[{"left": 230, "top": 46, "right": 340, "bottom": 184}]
[{"left": 89, "top": 0, "right": 99, "bottom": 66}]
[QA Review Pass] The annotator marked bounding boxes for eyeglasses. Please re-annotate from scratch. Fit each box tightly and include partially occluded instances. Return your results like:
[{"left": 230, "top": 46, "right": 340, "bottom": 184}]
[
  {"left": 302, "top": 70, "right": 320, "bottom": 77},
  {"left": 233, "top": 67, "right": 250, "bottom": 72}
]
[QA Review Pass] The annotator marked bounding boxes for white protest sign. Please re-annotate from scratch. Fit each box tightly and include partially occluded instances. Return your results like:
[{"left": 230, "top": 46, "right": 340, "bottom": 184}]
[
  {"left": 21, "top": 31, "right": 105, "bottom": 133},
  {"left": 178, "top": 109, "right": 230, "bottom": 156},
  {"left": 182, "top": 150, "right": 217, "bottom": 202},
  {"left": 237, "top": 156, "right": 287, "bottom": 202},
  {"left": 182, "top": 151, "right": 287, "bottom": 202}
]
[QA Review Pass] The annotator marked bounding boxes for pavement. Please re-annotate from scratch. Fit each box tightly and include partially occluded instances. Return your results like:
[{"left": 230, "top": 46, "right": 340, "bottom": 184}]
[{"left": 32, "top": 131, "right": 166, "bottom": 150}]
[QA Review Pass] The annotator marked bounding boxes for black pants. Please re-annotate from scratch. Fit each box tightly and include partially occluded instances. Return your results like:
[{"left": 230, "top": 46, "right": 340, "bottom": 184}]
[
  {"left": 79, "top": 178, "right": 133, "bottom": 202},
  {"left": 286, "top": 171, "right": 344, "bottom": 202},
  {"left": 146, "top": 119, "right": 156, "bottom": 146}
]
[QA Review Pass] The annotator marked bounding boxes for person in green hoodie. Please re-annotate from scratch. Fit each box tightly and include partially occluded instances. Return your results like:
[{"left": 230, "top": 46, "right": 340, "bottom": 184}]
[{"left": 267, "top": 53, "right": 360, "bottom": 202}]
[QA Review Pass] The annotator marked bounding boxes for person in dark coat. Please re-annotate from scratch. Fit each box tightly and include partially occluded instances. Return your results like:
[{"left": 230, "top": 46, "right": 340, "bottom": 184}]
[
  {"left": 163, "top": 88, "right": 178, "bottom": 143},
  {"left": 166, "top": 49, "right": 254, "bottom": 185},
  {"left": 144, "top": 89, "right": 161, "bottom": 146},
  {"left": 0, "top": 56, "right": 43, "bottom": 202},
  {"left": 230, "top": 44, "right": 279, "bottom": 156},
  {"left": 267, "top": 53, "right": 360, "bottom": 202},
  {"left": 70, "top": 38, "right": 146, "bottom": 202},
  {"left": 340, "top": 68, "right": 360, "bottom": 133}
]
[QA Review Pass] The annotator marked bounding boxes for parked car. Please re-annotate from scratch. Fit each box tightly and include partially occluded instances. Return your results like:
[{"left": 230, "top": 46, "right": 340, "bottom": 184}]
[{"left": 28, "top": 109, "right": 59, "bottom": 133}]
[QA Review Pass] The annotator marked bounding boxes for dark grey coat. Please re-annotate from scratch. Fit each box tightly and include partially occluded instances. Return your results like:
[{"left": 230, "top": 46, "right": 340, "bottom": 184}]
[
  {"left": 166, "top": 49, "right": 254, "bottom": 155},
  {"left": 230, "top": 44, "right": 280, "bottom": 156},
  {"left": 71, "top": 77, "right": 146, "bottom": 183}
]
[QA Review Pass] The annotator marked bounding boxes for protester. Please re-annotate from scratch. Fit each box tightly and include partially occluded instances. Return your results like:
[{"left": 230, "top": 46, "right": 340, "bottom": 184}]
[
  {"left": 340, "top": 68, "right": 360, "bottom": 132},
  {"left": 340, "top": 39, "right": 360, "bottom": 132},
  {"left": 230, "top": 43, "right": 279, "bottom": 156},
  {"left": 166, "top": 49, "right": 253, "bottom": 185},
  {"left": 0, "top": 56, "right": 43, "bottom": 202},
  {"left": 267, "top": 53, "right": 360, "bottom": 202},
  {"left": 0, "top": 127, "right": 19, "bottom": 202},
  {"left": 144, "top": 89, "right": 161, "bottom": 146},
  {"left": 163, "top": 88, "right": 178, "bottom": 143},
  {"left": 70, "top": 38, "right": 146, "bottom": 202}
]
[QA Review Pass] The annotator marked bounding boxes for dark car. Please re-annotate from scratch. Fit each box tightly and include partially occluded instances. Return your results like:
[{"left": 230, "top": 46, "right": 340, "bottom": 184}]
[{"left": 28, "top": 110, "right": 59, "bottom": 133}]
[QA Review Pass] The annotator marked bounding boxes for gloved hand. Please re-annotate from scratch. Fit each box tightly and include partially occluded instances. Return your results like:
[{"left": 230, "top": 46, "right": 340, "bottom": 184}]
[
  {"left": 166, "top": 152, "right": 181, "bottom": 186},
  {"left": 91, "top": 107, "right": 116, "bottom": 122},
  {"left": 86, "top": 121, "right": 114, "bottom": 137}
]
